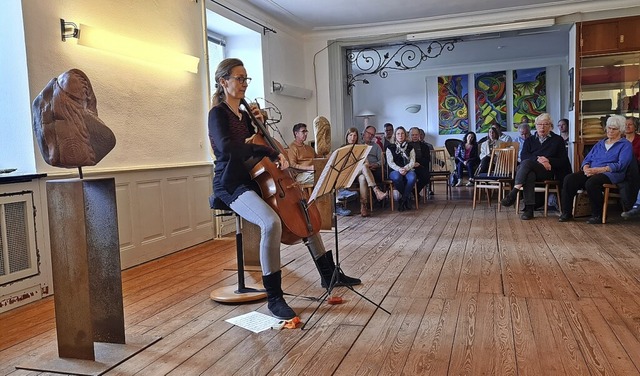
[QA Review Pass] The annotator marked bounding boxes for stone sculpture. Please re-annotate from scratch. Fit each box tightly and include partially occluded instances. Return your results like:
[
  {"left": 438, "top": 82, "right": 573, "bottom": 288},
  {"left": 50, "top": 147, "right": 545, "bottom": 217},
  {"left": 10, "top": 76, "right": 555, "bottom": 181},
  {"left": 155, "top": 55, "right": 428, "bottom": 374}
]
[
  {"left": 313, "top": 115, "right": 331, "bottom": 157},
  {"left": 32, "top": 69, "right": 116, "bottom": 168}
]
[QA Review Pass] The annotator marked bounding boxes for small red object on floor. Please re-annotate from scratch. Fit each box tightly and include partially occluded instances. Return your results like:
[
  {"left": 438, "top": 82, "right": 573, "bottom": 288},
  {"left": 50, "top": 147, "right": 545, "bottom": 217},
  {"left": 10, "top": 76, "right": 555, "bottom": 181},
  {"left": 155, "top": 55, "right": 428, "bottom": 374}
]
[{"left": 327, "top": 296, "right": 343, "bottom": 305}]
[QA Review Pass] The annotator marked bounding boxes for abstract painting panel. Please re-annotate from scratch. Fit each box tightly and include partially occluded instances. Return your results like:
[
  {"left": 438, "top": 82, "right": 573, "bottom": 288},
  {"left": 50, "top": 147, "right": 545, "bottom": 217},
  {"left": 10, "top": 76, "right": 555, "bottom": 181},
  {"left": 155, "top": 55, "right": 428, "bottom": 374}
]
[
  {"left": 438, "top": 75, "right": 469, "bottom": 135},
  {"left": 513, "top": 67, "right": 547, "bottom": 127},
  {"left": 475, "top": 71, "right": 507, "bottom": 133}
]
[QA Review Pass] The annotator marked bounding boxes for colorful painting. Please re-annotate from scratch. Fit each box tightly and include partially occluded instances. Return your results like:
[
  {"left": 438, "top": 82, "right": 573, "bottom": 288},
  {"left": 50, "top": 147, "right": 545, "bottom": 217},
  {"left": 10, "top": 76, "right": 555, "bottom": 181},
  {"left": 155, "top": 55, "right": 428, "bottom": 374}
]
[
  {"left": 438, "top": 75, "right": 469, "bottom": 135},
  {"left": 513, "top": 67, "right": 547, "bottom": 126},
  {"left": 475, "top": 71, "right": 507, "bottom": 133}
]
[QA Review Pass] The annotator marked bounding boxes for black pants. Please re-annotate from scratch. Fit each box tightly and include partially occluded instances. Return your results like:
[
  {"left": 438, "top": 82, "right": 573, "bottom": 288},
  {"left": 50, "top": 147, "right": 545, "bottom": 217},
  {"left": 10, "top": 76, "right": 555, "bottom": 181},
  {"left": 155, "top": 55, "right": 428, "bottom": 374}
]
[
  {"left": 561, "top": 172, "right": 612, "bottom": 217},
  {"left": 414, "top": 166, "right": 431, "bottom": 193},
  {"left": 478, "top": 156, "right": 491, "bottom": 174},
  {"left": 514, "top": 159, "right": 555, "bottom": 206}
]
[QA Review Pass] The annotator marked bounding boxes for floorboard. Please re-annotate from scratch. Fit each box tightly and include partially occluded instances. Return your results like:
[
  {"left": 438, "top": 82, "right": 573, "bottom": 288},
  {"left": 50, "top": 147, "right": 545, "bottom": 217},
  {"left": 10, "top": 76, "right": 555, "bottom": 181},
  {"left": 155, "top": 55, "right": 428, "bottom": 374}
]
[{"left": 3, "top": 189, "right": 640, "bottom": 375}]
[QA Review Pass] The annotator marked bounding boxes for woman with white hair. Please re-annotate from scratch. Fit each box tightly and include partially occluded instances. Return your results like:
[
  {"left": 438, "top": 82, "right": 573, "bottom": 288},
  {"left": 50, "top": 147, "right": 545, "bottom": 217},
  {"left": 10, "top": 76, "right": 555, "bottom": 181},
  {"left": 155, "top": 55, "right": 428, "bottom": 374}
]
[{"left": 559, "top": 115, "right": 634, "bottom": 224}]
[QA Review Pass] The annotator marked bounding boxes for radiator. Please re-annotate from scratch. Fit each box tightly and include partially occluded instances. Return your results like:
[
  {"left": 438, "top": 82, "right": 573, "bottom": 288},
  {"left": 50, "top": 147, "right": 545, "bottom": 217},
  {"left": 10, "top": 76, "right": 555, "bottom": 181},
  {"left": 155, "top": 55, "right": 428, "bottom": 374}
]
[{"left": 0, "top": 191, "right": 38, "bottom": 285}]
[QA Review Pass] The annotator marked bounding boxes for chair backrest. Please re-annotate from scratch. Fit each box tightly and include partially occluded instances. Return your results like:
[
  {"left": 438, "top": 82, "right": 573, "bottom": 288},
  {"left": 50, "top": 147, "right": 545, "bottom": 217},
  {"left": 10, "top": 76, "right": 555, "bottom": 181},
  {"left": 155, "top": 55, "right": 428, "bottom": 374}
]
[
  {"left": 430, "top": 148, "right": 450, "bottom": 173},
  {"left": 444, "top": 138, "right": 463, "bottom": 159},
  {"left": 501, "top": 141, "right": 520, "bottom": 161},
  {"left": 487, "top": 147, "right": 517, "bottom": 178}
]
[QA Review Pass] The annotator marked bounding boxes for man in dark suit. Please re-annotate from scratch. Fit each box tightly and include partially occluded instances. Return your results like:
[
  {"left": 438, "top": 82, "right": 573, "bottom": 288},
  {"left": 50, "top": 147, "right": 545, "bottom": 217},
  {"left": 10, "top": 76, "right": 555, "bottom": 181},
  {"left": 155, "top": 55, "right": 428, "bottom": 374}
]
[{"left": 501, "top": 113, "right": 571, "bottom": 220}]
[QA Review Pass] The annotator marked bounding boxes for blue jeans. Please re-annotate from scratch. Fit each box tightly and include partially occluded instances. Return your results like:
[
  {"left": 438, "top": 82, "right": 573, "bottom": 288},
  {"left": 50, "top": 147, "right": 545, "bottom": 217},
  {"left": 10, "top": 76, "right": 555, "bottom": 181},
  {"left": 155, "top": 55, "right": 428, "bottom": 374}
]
[{"left": 389, "top": 170, "right": 417, "bottom": 201}]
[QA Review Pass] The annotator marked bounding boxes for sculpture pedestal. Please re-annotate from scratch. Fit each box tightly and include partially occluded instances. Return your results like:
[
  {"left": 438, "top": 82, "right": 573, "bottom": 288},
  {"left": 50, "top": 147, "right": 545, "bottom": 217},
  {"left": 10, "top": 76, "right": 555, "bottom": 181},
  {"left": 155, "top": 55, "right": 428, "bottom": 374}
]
[{"left": 17, "top": 178, "right": 159, "bottom": 375}]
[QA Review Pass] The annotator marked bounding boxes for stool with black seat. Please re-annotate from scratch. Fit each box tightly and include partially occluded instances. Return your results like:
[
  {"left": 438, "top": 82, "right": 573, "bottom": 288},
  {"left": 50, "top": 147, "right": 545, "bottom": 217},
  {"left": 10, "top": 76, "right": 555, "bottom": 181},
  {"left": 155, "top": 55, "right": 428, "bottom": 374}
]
[{"left": 209, "top": 196, "right": 267, "bottom": 303}]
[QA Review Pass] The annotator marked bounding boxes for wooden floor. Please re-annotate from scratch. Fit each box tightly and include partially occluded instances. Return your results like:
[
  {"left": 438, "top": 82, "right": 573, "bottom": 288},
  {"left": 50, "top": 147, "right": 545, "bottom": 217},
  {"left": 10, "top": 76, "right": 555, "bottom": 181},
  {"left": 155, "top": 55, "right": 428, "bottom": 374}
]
[{"left": 3, "top": 188, "right": 640, "bottom": 375}]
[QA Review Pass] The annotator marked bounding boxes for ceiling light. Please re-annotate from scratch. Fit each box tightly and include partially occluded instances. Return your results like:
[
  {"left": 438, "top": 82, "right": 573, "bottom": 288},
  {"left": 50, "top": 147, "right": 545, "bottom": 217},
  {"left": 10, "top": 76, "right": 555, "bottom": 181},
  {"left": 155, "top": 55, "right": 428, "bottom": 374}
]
[{"left": 406, "top": 19, "right": 555, "bottom": 42}]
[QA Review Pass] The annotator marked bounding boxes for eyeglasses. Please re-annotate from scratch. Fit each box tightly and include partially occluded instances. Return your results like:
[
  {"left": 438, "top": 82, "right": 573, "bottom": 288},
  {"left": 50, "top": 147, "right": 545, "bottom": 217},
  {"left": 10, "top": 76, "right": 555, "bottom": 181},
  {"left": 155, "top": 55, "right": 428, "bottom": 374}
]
[
  {"left": 536, "top": 122, "right": 552, "bottom": 126},
  {"left": 229, "top": 76, "right": 252, "bottom": 84},
  {"left": 364, "top": 131, "right": 376, "bottom": 136}
]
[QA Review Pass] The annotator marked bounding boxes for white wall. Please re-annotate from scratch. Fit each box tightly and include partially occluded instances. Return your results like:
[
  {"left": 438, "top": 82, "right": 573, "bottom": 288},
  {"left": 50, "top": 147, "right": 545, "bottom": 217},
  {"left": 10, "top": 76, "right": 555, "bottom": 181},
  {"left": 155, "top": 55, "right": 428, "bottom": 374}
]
[
  {"left": 0, "top": 0, "right": 35, "bottom": 173},
  {"left": 21, "top": 0, "right": 210, "bottom": 175}
]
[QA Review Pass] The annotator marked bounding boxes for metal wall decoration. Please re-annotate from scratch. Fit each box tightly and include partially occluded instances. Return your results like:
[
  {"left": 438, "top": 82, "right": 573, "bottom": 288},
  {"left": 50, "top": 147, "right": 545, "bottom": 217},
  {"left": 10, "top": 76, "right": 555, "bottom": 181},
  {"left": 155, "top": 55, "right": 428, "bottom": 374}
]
[{"left": 346, "top": 40, "right": 458, "bottom": 95}]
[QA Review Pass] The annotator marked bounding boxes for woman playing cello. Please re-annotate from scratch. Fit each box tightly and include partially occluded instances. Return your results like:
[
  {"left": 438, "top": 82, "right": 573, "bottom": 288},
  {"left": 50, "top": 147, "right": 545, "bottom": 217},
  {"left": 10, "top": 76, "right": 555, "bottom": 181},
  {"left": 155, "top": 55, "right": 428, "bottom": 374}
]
[{"left": 208, "top": 58, "right": 360, "bottom": 319}]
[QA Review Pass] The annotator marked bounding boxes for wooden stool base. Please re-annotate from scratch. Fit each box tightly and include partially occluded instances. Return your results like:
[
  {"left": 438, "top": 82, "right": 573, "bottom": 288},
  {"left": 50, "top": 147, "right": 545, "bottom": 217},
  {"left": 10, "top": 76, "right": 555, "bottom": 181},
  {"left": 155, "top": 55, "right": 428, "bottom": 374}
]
[{"left": 210, "top": 285, "right": 266, "bottom": 303}]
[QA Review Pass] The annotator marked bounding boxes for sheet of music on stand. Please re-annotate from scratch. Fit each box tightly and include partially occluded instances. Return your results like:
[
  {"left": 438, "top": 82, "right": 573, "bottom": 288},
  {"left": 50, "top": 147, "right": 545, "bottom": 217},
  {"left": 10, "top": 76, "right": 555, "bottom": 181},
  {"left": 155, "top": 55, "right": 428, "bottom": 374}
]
[{"left": 309, "top": 144, "right": 371, "bottom": 204}]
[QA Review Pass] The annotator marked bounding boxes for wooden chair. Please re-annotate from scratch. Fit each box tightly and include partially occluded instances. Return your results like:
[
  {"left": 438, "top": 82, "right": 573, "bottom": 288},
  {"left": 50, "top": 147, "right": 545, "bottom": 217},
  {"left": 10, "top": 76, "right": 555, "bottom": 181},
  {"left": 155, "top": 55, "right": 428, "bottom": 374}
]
[
  {"left": 472, "top": 147, "right": 517, "bottom": 211},
  {"left": 602, "top": 183, "right": 621, "bottom": 224},
  {"left": 572, "top": 185, "right": 620, "bottom": 223},
  {"left": 515, "top": 180, "right": 562, "bottom": 217},
  {"left": 429, "top": 148, "right": 452, "bottom": 199},
  {"left": 382, "top": 152, "right": 419, "bottom": 211}
]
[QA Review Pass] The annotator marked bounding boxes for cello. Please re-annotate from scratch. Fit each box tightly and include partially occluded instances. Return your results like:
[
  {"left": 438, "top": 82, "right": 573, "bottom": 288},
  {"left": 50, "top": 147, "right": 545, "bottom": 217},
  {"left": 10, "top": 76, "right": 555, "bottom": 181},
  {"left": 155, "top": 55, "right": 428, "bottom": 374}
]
[{"left": 240, "top": 99, "right": 322, "bottom": 245}]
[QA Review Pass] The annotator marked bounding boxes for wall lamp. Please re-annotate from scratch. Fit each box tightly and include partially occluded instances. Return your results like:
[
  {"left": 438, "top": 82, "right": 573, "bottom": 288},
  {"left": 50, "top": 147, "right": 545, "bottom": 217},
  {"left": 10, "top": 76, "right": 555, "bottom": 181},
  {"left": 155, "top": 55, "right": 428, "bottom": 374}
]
[
  {"left": 60, "top": 19, "right": 79, "bottom": 42},
  {"left": 59, "top": 19, "right": 200, "bottom": 73},
  {"left": 271, "top": 81, "right": 313, "bottom": 100}
]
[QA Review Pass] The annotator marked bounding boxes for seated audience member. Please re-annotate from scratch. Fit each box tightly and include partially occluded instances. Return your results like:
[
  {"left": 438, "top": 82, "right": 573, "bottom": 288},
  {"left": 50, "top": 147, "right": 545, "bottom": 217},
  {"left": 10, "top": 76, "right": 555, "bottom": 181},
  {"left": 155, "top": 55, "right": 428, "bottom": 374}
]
[
  {"left": 478, "top": 126, "right": 503, "bottom": 174},
  {"left": 287, "top": 123, "right": 316, "bottom": 185},
  {"left": 383, "top": 122, "right": 395, "bottom": 151},
  {"left": 362, "top": 125, "right": 384, "bottom": 183},
  {"left": 515, "top": 121, "right": 532, "bottom": 162},
  {"left": 558, "top": 115, "right": 633, "bottom": 224},
  {"left": 288, "top": 122, "right": 351, "bottom": 216},
  {"left": 625, "top": 116, "right": 640, "bottom": 165},
  {"left": 344, "top": 127, "right": 388, "bottom": 217},
  {"left": 558, "top": 118, "right": 570, "bottom": 145},
  {"left": 409, "top": 127, "right": 431, "bottom": 198},
  {"left": 493, "top": 124, "right": 513, "bottom": 142},
  {"left": 386, "top": 126, "right": 417, "bottom": 211},
  {"left": 501, "top": 113, "right": 572, "bottom": 220},
  {"left": 455, "top": 131, "right": 480, "bottom": 187},
  {"left": 418, "top": 129, "right": 435, "bottom": 150}
]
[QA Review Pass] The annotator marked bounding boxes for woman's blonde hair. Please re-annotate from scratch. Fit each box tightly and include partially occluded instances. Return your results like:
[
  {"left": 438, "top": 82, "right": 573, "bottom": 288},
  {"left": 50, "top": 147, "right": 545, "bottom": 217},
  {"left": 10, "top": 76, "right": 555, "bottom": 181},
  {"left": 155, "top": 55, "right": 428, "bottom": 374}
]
[{"left": 211, "top": 58, "right": 243, "bottom": 107}]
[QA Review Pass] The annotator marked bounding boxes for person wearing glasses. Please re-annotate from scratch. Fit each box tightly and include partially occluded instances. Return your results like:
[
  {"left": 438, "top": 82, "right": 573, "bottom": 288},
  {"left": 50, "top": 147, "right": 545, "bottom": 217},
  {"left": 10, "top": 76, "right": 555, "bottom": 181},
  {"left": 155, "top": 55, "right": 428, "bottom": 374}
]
[
  {"left": 386, "top": 126, "right": 417, "bottom": 211},
  {"left": 558, "top": 115, "right": 633, "bottom": 224},
  {"left": 208, "top": 58, "right": 360, "bottom": 320},
  {"left": 362, "top": 125, "right": 385, "bottom": 184},
  {"left": 501, "top": 113, "right": 571, "bottom": 220},
  {"left": 287, "top": 123, "right": 316, "bottom": 185}
]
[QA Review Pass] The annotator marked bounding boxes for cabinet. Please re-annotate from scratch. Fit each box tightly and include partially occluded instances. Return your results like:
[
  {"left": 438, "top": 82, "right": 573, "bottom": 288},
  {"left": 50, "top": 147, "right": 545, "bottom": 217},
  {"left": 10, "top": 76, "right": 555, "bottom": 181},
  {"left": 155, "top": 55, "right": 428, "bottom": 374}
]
[
  {"left": 575, "top": 16, "right": 640, "bottom": 168},
  {"left": 580, "top": 16, "right": 640, "bottom": 56}
]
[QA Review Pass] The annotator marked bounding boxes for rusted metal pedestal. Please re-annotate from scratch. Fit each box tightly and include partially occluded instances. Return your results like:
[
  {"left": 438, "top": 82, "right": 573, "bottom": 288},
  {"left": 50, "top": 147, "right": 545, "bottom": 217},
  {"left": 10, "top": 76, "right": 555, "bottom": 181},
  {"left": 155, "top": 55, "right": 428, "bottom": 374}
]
[{"left": 16, "top": 178, "right": 159, "bottom": 376}]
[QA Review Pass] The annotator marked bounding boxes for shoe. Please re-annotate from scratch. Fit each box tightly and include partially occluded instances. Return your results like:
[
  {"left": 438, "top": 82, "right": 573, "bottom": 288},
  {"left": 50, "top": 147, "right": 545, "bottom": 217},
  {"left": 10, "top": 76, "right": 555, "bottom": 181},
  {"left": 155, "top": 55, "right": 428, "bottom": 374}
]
[
  {"left": 621, "top": 206, "right": 640, "bottom": 219},
  {"left": 404, "top": 199, "right": 413, "bottom": 210},
  {"left": 335, "top": 206, "right": 351, "bottom": 216},
  {"left": 519, "top": 205, "right": 534, "bottom": 220},
  {"left": 558, "top": 213, "right": 573, "bottom": 222},
  {"left": 500, "top": 189, "right": 518, "bottom": 207},
  {"left": 465, "top": 182, "right": 473, "bottom": 187},
  {"left": 315, "top": 251, "right": 361, "bottom": 288},
  {"left": 586, "top": 216, "right": 603, "bottom": 224},
  {"left": 455, "top": 180, "right": 463, "bottom": 187},
  {"left": 360, "top": 200, "right": 370, "bottom": 217},
  {"left": 262, "top": 271, "right": 296, "bottom": 320},
  {"left": 428, "top": 190, "right": 434, "bottom": 196},
  {"left": 373, "top": 187, "right": 388, "bottom": 201}
]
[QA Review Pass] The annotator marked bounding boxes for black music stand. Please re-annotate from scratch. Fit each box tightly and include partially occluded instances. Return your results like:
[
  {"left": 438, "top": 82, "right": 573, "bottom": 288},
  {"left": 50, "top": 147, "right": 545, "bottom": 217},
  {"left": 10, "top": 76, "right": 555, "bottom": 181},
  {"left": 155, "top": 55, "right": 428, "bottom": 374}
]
[{"left": 302, "top": 143, "right": 391, "bottom": 329}]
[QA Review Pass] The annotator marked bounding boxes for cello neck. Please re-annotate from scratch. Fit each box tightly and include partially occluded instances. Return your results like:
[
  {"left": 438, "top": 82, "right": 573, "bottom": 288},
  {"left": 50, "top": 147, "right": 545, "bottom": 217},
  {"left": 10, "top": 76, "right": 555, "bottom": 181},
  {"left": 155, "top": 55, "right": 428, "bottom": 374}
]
[{"left": 240, "top": 99, "right": 279, "bottom": 151}]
